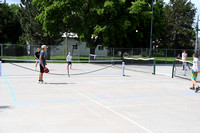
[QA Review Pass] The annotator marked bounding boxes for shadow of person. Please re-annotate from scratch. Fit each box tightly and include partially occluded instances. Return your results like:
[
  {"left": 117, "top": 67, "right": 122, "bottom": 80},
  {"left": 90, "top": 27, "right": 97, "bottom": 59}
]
[
  {"left": 0, "top": 106, "right": 11, "bottom": 110},
  {"left": 47, "top": 83, "right": 75, "bottom": 85}
]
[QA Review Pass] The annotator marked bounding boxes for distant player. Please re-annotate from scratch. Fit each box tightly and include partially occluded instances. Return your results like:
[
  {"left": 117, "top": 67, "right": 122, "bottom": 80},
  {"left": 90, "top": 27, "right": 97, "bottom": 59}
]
[
  {"left": 66, "top": 52, "right": 72, "bottom": 69},
  {"left": 38, "top": 45, "right": 48, "bottom": 84},
  {"left": 34, "top": 48, "right": 40, "bottom": 70},
  {"left": 182, "top": 50, "right": 187, "bottom": 70},
  {"left": 177, "top": 54, "right": 181, "bottom": 59},
  {"left": 190, "top": 53, "right": 200, "bottom": 93}
]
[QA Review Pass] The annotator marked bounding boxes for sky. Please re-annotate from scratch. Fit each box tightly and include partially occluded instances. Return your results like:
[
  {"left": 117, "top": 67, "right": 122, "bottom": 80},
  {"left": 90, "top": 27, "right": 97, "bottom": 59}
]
[{"left": 5, "top": 0, "right": 200, "bottom": 19}]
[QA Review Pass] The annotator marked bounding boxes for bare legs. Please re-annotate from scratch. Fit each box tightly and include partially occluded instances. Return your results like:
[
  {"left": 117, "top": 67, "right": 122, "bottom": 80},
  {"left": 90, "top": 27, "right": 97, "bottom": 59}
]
[{"left": 39, "top": 72, "right": 43, "bottom": 81}]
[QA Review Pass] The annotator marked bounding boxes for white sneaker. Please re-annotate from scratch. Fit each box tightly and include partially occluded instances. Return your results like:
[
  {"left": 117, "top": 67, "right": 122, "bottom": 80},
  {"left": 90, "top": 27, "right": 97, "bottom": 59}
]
[
  {"left": 42, "top": 81, "right": 47, "bottom": 84},
  {"left": 38, "top": 81, "right": 43, "bottom": 84}
]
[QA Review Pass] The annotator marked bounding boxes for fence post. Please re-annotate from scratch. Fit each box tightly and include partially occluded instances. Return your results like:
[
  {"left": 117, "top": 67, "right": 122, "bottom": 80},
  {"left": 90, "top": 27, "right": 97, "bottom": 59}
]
[
  {"left": 165, "top": 49, "right": 168, "bottom": 64},
  {"left": 1, "top": 44, "right": 3, "bottom": 59},
  {"left": 78, "top": 45, "right": 80, "bottom": 63},
  {"left": 0, "top": 59, "right": 2, "bottom": 76},
  {"left": 113, "top": 48, "right": 115, "bottom": 60},
  {"left": 89, "top": 54, "right": 90, "bottom": 63}
]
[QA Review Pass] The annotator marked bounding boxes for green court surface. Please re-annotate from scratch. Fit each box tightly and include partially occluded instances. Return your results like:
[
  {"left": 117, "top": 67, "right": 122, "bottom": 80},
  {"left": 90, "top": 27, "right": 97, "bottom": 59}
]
[{"left": 1, "top": 62, "right": 200, "bottom": 133}]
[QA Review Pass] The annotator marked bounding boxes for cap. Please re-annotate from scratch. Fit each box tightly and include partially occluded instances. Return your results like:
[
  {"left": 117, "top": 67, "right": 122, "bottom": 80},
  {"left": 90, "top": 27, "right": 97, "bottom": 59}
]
[{"left": 41, "top": 45, "right": 48, "bottom": 49}]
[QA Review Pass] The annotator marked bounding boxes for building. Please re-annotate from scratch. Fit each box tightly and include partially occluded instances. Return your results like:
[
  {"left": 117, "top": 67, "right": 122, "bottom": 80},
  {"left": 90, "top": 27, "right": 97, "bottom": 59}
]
[{"left": 50, "top": 33, "right": 108, "bottom": 57}]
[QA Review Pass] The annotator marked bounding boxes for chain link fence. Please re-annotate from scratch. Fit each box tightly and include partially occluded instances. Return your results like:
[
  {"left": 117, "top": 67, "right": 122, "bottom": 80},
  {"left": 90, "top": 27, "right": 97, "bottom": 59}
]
[{"left": 0, "top": 44, "right": 196, "bottom": 63}]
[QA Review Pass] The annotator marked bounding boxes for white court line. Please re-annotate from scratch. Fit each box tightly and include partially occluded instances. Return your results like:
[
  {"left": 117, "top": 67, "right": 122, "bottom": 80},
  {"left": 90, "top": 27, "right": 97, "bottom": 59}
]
[
  {"left": 156, "top": 72, "right": 171, "bottom": 76},
  {"left": 74, "top": 90, "right": 153, "bottom": 133},
  {"left": 52, "top": 85, "right": 102, "bottom": 118},
  {"left": 107, "top": 102, "right": 200, "bottom": 108}
]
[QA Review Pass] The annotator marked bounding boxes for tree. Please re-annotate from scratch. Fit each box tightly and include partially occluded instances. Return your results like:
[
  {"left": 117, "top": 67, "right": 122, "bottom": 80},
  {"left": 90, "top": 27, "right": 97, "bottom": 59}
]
[
  {"left": 33, "top": 0, "right": 166, "bottom": 52},
  {"left": 163, "top": 0, "right": 196, "bottom": 49},
  {"left": 0, "top": 1, "right": 23, "bottom": 44},
  {"left": 19, "top": 0, "right": 64, "bottom": 59}
]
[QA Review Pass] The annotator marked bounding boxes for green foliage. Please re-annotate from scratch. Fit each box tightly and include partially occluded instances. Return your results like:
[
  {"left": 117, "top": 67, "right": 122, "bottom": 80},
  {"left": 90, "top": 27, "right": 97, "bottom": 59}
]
[
  {"left": 0, "top": 1, "right": 24, "bottom": 44},
  {"left": 162, "top": 0, "right": 196, "bottom": 48},
  {"left": 32, "top": 0, "right": 196, "bottom": 49},
  {"left": 33, "top": 0, "right": 159, "bottom": 49},
  {"left": 19, "top": 0, "right": 63, "bottom": 46}
]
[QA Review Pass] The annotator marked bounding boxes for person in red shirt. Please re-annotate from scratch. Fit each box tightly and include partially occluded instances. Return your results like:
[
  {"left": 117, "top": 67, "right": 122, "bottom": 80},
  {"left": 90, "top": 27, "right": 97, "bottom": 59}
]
[{"left": 177, "top": 54, "right": 181, "bottom": 59}]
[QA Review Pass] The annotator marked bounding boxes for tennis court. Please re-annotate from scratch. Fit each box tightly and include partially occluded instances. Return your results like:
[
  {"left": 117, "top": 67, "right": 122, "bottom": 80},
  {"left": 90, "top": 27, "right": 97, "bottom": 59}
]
[{"left": 1, "top": 61, "right": 200, "bottom": 133}]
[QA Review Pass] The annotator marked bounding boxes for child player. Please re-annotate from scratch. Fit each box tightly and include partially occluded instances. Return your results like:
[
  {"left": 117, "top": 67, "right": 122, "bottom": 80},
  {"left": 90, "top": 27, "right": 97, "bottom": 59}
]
[
  {"left": 34, "top": 48, "right": 40, "bottom": 70},
  {"left": 66, "top": 52, "right": 72, "bottom": 69},
  {"left": 190, "top": 53, "right": 200, "bottom": 93},
  {"left": 38, "top": 45, "right": 48, "bottom": 84},
  {"left": 182, "top": 50, "right": 187, "bottom": 70}
]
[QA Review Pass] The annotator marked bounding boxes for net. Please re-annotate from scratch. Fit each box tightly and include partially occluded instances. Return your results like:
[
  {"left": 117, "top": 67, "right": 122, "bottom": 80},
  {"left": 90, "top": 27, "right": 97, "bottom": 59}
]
[
  {"left": 115, "top": 58, "right": 156, "bottom": 75},
  {"left": 1, "top": 58, "right": 123, "bottom": 77},
  {"left": 172, "top": 59, "right": 196, "bottom": 81}
]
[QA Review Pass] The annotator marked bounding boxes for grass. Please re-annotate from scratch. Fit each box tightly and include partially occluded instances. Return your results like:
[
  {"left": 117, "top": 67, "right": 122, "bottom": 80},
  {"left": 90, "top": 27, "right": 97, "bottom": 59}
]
[{"left": 2, "top": 56, "right": 193, "bottom": 64}]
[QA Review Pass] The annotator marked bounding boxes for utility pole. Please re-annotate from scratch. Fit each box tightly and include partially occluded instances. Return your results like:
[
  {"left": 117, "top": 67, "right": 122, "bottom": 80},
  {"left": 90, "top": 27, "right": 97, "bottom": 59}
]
[
  {"left": 195, "top": 15, "right": 199, "bottom": 53},
  {"left": 149, "top": 0, "right": 154, "bottom": 58}
]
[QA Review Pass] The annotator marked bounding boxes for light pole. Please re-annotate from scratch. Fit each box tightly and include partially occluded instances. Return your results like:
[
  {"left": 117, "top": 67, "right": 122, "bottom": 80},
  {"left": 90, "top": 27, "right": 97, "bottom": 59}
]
[
  {"left": 195, "top": 15, "right": 199, "bottom": 53},
  {"left": 149, "top": 0, "right": 154, "bottom": 58}
]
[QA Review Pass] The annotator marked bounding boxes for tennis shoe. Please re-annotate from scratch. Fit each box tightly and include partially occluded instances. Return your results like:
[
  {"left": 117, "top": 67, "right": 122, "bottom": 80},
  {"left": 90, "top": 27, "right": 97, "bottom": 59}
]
[
  {"left": 38, "top": 80, "right": 47, "bottom": 84},
  {"left": 190, "top": 87, "right": 195, "bottom": 90},
  {"left": 195, "top": 87, "right": 199, "bottom": 93}
]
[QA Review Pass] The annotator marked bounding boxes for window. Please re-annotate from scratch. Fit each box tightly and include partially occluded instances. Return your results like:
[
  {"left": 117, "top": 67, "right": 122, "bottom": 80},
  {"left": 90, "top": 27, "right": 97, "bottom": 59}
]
[
  {"left": 73, "top": 44, "right": 78, "bottom": 49},
  {"left": 98, "top": 45, "right": 104, "bottom": 50}
]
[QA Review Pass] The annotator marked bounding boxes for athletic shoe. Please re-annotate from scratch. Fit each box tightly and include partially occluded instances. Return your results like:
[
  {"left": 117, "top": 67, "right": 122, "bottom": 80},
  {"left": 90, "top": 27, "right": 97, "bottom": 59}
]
[
  {"left": 38, "top": 80, "right": 47, "bottom": 84},
  {"left": 190, "top": 87, "right": 195, "bottom": 90},
  {"left": 38, "top": 81, "right": 43, "bottom": 84},
  {"left": 195, "top": 87, "right": 199, "bottom": 93}
]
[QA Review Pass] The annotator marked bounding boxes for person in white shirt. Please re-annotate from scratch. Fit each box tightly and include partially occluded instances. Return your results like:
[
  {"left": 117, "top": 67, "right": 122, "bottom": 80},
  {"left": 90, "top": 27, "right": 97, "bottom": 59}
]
[
  {"left": 66, "top": 52, "right": 72, "bottom": 69},
  {"left": 190, "top": 53, "right": 200, "bottom": 93},
  {"left": 182, "top": 50, "right": 187, "bottom": 70}
]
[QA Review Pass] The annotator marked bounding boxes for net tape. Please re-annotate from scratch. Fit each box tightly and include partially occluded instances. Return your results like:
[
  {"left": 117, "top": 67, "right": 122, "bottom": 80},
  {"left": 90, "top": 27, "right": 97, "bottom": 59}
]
[
  {"left": 2, "top": 59, "right": 122, "bottom": 76},
  {"left": 121, "top": 58, "right": 156, "bottom": 74},
  {"left": 173, "top": 59, "right": 194, "bottom": 81}
]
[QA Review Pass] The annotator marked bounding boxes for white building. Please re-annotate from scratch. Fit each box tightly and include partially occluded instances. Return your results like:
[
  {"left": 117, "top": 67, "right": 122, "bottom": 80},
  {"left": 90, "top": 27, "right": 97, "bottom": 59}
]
[{"left": 52, "top": 33, "right": 108, "bottom": 57}]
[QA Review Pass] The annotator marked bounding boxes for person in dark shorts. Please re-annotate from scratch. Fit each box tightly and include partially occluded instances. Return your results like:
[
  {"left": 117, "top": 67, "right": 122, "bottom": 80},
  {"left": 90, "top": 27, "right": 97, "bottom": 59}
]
[
  {"left": 38, "top": 45, "right": 48, "bottom": 84},
  {"left": 66, "top": 52, "right": 72, "bottom": 69},
  {"left": 34, "top": 48, "right": 40, "bottom": 70}
]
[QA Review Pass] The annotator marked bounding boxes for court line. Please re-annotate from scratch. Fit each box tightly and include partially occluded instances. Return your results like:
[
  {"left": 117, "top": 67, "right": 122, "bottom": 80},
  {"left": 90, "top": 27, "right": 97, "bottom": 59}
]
[
  {"left": 74, "top": 90, "right": 153, "bottom": 133},
  {"left": 107, "top": 102, "right": 200, "bottom": 108},
  {"left": 2, "top": 69, "right": 18, "bottom": 104},
  {"left": 125, "top": 78, "right": 193, "bottom": 93},
  {"left": 6, "top": 93, "right": 198, "bottom": 105},
  {"left": 77, "top": 82, "right": 113, "bottom": 98}
]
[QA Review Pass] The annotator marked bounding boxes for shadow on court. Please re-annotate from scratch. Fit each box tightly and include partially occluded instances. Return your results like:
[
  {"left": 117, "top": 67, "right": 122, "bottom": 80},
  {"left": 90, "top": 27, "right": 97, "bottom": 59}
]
[
  {"left": 47, "top": 82, "right": 75, "bottom": 85},
  {"left": 0, "top": 106, "right": 11, "bottom": 110}
]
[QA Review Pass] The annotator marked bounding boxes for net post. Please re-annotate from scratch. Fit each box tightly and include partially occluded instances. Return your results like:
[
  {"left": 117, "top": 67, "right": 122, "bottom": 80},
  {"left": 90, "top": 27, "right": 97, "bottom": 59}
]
[
  {"left": 153, "top": 59, "right": 156, "bottom": 75},
  {"left": 89, "top": 54, "right": 90, "bottom": 64},
  {"left": 172, "top": 60, "right": 175, "bottom": 78},
  {"left": 0, "top": 59, "right": 2, "bottom": 76},
  {"left": 67, "top": 63, "right": 70, "bottom": 77},
  {"left": 184, "top": 62, "right": 187, "bottom": 76},
  {"left": 122, "top": 62, "right": 125, "bottom": 76}
]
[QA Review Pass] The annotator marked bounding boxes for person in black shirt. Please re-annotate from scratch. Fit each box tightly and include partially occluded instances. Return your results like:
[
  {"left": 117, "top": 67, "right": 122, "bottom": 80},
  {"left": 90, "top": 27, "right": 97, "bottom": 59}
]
[{"left": 34, "top": 48, "right": 40, "bottom": 70}]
